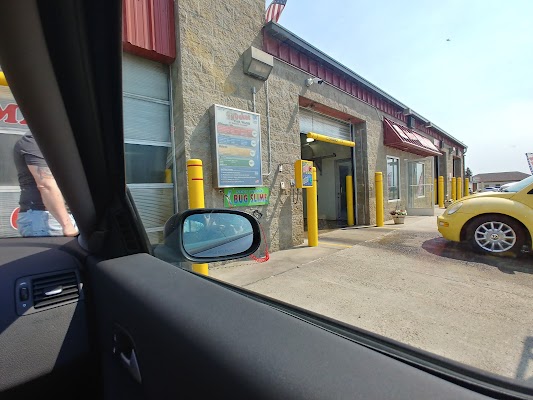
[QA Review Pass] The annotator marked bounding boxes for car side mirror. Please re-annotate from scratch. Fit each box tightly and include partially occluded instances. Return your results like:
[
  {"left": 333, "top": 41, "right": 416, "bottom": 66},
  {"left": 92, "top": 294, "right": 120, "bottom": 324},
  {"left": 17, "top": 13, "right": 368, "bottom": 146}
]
[{"left": 153, "top": 209, "right": 261, "bottom": 264}]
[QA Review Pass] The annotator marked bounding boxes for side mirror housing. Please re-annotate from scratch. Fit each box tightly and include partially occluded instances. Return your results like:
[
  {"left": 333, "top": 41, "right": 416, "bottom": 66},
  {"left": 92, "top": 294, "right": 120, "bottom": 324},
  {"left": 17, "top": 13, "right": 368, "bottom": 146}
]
[{"left": 154, "top": 209, "right": 261, "bottom": 264}]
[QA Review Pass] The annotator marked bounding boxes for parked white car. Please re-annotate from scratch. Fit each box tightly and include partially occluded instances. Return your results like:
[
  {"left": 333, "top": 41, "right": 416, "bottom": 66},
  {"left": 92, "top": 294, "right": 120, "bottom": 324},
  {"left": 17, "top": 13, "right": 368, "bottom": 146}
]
[{"left": 498, "top": 182, "right": 517, "bottom": 191}]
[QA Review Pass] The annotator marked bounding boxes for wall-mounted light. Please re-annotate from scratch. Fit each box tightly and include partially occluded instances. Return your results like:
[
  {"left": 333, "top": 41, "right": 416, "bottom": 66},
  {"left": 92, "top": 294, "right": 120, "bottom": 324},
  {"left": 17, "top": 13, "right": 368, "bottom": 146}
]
[
  {"left": 306, "top": 137, "right": 315, "bottom": 143},
  {"left": 305, "top": 77, "right": 324, "bottom": 87},
  {"left": 242, "top": 46, "right": 274, "bottom": 81}
]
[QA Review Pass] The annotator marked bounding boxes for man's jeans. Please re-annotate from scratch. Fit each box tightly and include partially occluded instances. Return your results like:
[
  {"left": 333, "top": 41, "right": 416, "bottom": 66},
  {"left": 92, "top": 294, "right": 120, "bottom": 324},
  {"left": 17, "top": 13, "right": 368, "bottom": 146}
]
[{"left": 17, "top": 209, "right": 77, "bottom": 237}]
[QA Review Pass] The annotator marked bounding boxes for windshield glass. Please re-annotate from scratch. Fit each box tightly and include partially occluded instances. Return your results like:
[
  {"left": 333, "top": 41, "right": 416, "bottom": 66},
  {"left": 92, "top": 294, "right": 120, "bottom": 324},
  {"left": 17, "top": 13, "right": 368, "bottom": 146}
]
[
  {"left": 3, "top": 0, "right": 533, "bottom": 391},
  {"left": 1, "top": 65, "right": 78, "bottom": 238},
  {"left": 503, "top": 175, "right": 533, "bottom": 192}
]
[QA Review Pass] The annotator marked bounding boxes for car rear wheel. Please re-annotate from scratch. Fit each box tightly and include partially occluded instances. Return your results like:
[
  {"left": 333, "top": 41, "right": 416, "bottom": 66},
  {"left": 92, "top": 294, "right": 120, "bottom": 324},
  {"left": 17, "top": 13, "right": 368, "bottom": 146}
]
[{"left": 467, "top": 215, "right": 525, "bottom": 255}]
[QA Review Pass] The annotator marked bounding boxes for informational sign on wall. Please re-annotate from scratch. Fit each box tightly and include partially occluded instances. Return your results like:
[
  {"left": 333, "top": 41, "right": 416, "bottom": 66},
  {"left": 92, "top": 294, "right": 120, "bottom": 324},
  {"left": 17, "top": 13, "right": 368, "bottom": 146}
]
[
  {"left": 211, "top": 104, "right": 262, "bottom": 188},
  {"left": 294, "top": 159, "right": 313, "bottom": 188},
  {"left": 223, "top": 187, "right": 269, "bottom": 207}
]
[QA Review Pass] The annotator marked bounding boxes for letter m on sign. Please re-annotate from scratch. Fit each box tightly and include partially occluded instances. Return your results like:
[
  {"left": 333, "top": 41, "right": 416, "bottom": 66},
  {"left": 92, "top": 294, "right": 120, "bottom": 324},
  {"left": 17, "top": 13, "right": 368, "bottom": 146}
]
[{"left": 0, "top": 103, "right": 22, "bottom": 124}]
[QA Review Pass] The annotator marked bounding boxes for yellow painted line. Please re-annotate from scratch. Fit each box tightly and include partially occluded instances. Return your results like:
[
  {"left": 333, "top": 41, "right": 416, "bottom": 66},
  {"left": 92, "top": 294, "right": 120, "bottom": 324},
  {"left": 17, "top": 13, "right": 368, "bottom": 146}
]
[{"left": 318, "top": 242, "right": 353, "bottom": 248}]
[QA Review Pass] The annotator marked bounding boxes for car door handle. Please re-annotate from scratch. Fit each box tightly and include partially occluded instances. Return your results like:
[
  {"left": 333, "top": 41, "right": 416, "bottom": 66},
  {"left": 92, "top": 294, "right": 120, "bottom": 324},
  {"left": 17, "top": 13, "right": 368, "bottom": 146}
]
[
  {"left": 113, "top": 325, "right": 142, "bottom": 383},
  {"left": 120, "top": 348, "right": 142, "bottom": 383}
]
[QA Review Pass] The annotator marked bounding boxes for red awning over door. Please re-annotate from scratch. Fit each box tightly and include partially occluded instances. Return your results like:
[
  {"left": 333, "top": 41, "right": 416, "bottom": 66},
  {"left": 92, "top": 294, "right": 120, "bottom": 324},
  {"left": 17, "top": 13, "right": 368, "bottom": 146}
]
[{"left": 383, "top": 118, "right": 442, "bottom": 157}]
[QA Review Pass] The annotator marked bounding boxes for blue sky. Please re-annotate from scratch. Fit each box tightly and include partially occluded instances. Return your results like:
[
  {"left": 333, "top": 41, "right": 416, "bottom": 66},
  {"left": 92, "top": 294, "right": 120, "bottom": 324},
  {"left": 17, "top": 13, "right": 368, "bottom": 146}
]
[{"left": 267, "top": 0, "right": 533, "bottom": 175}]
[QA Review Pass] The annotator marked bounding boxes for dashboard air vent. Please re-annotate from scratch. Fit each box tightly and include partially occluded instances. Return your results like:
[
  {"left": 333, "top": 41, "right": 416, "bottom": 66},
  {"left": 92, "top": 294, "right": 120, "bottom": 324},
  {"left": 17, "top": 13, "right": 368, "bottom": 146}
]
[{"left": 32, "top": 271, "right": 80, "bottom": 309}]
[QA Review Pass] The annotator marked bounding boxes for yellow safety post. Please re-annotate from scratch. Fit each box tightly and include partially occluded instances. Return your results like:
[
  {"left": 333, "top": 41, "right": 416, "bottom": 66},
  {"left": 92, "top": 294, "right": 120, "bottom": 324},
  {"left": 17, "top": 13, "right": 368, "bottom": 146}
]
[
  {"left": 438, "top": 176, "right": 444, "bottom": 208},
  {"left": 451, "top": 177, "right": 457, "bottom": 201},
  {"left": 0, "top": 72, "right": 8, "bottom": 87},
  {"left": 464, "top": 178, "right": 469, "bottom": 197},
  {"left": 375, "top": 172, "right": 384, "bottom": 227},
  {"left": 187, "top": 159, "right": 208, "bottom": 276},
  {"left": 307, "top": 167, "right": 318, "bottom": 246},
  {"left": 164, "top": 169, "right": 172, "bottom": 184},
  {"left": 433, "top": 178, "right": 436, "bottom": 204},
  {"left": 346, "top": 175, "right": 354, "bottom": 226},
  {"left": 457, "top": 177, "right": 463, "bottom": 199}
]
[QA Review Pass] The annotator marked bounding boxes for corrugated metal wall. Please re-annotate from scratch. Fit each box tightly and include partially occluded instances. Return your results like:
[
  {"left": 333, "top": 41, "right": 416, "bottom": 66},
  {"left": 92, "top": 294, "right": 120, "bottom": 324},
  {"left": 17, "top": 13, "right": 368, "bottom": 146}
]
[
  {"left": 128, "top": 185, "right": 174, "bottom": 231},
  {"left": 123, "top": 0, "right": 176, "bottom": 64}
]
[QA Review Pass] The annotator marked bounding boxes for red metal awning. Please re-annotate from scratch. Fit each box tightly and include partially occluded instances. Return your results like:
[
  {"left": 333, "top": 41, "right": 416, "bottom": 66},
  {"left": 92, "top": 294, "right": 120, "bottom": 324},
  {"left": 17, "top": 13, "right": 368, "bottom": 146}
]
[{"left": 383, "top": 118, "right": 442, "bottom": 157}]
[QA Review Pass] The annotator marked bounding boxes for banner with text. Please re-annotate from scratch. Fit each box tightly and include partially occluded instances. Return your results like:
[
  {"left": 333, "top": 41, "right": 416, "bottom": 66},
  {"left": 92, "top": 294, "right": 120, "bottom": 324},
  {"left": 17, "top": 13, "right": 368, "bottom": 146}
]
[{"left": 223, "top": 187, "right": 269, "bottom": 207}]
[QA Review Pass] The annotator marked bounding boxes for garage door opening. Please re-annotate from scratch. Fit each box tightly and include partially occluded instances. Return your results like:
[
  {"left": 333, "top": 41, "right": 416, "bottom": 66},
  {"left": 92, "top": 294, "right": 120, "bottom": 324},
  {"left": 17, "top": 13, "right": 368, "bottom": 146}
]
[{"left": 299, "top": 108, "right": 355, "bottom": 231}]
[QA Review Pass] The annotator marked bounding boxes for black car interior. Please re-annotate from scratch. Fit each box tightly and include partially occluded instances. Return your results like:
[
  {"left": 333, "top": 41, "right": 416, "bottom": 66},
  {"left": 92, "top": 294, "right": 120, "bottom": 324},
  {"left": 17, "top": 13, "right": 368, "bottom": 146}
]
[{"left": 1, "top": 1, "right": 532, "bottom": 399}]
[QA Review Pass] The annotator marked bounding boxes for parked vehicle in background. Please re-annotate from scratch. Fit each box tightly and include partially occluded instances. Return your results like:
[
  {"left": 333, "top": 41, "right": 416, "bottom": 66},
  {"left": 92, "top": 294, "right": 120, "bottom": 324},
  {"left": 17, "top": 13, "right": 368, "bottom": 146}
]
[
  {"left": 438, "top": 175, "right": 533, "bottom": 255},
  {"left": 477, "top": 187, "right": 498, "bottom": 193},
  {"left": 498, "top": 182, "right": 517, "bottom": 192}
]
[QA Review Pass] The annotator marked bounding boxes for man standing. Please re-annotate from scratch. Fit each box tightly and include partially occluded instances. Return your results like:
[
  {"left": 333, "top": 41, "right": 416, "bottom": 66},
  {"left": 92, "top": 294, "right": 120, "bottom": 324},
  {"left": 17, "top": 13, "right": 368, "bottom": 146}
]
[{"left": 13, "top": 132, "right": 78, "bottom": 237}]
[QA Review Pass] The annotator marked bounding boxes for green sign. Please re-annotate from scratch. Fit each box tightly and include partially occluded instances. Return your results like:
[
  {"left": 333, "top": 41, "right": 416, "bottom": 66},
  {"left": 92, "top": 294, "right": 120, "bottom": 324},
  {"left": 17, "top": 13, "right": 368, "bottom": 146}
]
[{"left": 223, "top": 187, "right": 269, "bottom": 207}]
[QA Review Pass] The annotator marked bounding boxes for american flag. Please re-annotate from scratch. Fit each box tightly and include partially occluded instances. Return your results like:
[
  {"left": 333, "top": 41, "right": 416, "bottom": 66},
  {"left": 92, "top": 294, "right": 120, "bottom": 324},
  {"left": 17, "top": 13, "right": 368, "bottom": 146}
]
[
  {"left": 526, "top": 153, "right": 533, "bottom": 174},
  {"left": 266, "top": 0, "right": 287, "bottom": 23}
]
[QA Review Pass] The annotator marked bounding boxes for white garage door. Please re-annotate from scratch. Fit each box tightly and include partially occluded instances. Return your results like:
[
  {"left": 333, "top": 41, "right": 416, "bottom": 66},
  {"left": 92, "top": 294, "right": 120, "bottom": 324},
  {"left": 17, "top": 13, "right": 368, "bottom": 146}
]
[
  {"left": 299, "top": 108, "right": 351, "bottom": 141},
  {"left": 123, "top": 53, "right": 175, "bottom": 244}
]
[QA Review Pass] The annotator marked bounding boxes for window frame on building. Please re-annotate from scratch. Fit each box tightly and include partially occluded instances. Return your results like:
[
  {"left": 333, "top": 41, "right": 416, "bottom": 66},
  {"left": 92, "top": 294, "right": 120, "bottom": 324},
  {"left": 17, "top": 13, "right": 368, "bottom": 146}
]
[
  {"left": 386, "top": 156, "right": 400, "bottom": 201},
  {"left": 412, "top": 161, "right": 425, "bottom": 198}
]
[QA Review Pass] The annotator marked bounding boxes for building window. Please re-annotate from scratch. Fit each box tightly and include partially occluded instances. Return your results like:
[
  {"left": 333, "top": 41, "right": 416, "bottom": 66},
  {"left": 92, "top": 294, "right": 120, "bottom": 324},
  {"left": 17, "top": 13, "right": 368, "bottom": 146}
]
[
  {"left": 410, "top": 162, "right": 425, "bottom": 197},
  {"left": 387, "top": 156, "right": 400, "bottom": 200}
]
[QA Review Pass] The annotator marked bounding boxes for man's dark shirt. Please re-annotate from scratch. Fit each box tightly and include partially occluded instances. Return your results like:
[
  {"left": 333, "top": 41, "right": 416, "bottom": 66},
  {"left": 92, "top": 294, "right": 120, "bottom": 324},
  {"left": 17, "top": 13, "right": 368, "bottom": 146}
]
[{"left": 13, "top": 133, "right": 47, "bottom": 211}]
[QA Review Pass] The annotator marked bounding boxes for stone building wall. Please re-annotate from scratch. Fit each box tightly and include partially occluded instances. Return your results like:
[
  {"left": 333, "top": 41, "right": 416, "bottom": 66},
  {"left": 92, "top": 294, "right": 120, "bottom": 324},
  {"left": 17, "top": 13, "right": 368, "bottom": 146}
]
[{"left": 169, "top": 0, "right": 463, "bottom": 251}]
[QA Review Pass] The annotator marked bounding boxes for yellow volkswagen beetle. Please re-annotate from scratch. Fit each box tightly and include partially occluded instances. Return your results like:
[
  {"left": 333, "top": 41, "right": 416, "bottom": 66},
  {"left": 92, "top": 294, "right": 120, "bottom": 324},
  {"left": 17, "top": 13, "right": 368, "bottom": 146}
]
[{"left": 438, "top": 175, "right": 533, "bottom": 255}]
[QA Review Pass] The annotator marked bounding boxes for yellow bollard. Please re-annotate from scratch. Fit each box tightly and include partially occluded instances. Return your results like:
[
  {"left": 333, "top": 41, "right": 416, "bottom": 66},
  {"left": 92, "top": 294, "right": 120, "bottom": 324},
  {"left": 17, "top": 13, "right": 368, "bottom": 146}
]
[
  {"left": 346, "top": 175, "right": 354, "bottom": 226},
  {"left": 457, "top": 177, "right": 463, "bottom": 200},
  {"left": 0, "top": 72, "right": 7, "bottom": 87},
  {"left": 187, "top": 159, "right": 208, "bottom": 275},
  {"left": 375, "top": 172, "right": 384, "bottom": 227},
  {"left": 464, "top": 178, "right": 469, "bottom": 197},
  {"left": 165, "top": 169, "right": 172, "bottom": 184},
  {"left": 307, "top": 167, "right": 319, "bottom": 246},
  {"left": 438, "top": 176, "right": 444, "bottom": 208},
  {"left": 433, "top": 178, "right": 436, "bottom": 204},
  {"left": 451, "top": 177, "right": 457, "bottom": 201}
]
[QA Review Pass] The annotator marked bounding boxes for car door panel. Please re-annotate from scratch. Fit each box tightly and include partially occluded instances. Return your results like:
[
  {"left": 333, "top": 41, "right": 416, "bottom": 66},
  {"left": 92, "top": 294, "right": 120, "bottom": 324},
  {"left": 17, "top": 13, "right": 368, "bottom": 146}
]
[
  {"left": 89, "top": 253, "right": 490, "bottom": 400},
  {"left": 0, "top": 238, "right": 91, "bottom": 393}
]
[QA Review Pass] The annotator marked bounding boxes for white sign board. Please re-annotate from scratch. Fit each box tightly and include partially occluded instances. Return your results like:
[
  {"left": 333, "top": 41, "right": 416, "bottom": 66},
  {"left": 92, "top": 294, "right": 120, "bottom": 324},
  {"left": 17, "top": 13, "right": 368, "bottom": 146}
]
[{"left": 210, "top": 104, "right": 262, "bottom": 188}]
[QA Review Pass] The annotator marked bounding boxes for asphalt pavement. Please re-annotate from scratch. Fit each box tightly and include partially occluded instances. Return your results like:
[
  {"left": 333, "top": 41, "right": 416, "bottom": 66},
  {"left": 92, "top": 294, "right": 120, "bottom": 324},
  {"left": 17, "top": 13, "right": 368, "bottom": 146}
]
[{"left": 211, "top": 210, "right": 533, "bottom": 385}]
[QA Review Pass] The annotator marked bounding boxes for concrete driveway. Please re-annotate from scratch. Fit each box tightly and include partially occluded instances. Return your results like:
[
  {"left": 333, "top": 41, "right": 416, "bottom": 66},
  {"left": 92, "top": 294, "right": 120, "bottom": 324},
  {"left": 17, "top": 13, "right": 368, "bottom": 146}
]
[{"left": 211, "top": 212, "right": 533, "bottom": 385}]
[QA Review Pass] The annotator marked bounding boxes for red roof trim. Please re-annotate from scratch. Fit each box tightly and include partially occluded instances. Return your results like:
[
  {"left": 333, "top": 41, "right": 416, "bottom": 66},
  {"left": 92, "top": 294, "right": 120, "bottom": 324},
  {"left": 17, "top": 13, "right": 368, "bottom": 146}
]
[
  {"left": 383, "top": 119, "right": 442, "bottom": 157},
  {"left": 122, "top": 0, "right": 176, "bottom": 65}
]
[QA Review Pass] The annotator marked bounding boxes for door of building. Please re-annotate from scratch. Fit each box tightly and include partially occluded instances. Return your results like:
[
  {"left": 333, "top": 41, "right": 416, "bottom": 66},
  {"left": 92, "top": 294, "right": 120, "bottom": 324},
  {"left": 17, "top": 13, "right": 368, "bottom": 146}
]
[
  {"left": 335, "top": 159, "right": 352, "bottom": 223},
  {"left": 406, "top": 158, "right": 434, "bottom": 216}
]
